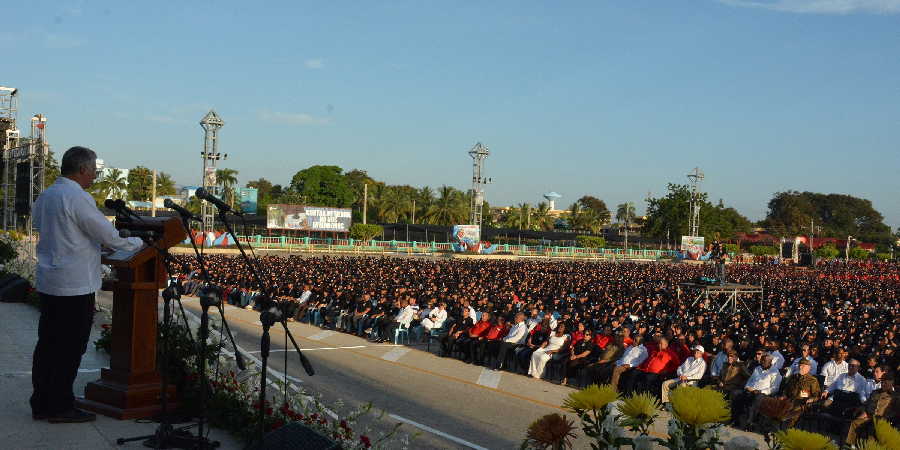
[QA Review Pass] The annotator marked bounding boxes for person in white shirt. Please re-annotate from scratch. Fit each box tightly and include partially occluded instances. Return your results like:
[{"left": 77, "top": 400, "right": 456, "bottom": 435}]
[
  {"left": 820, "top": 349, "right": 849, "bottom": 388},
  {"left": 865, "top": 365, "right": 887, "bottom": 399},
  {"left": 661, "top": 345, "right": 708, "bottom": 403},
  {"left": 784, "top": 344, "right": 818, "bottom": 377},
  {"left": 824, "top": 359, "right": 869, "bottom": 404},
  {"left": 494, "top": 312, "right": 529, "bottom": 371},
  {"left": 420, "top": 302, "right": 448, "bottom": 334},
  {"left": 610, "top": 335, "right": 647, "bottom": 391},
  {"left": 31, "top": 147, "right": 144, "bottom": 424},
  {"left": 735, "top": 354, "right": 783, "bottom": 430}
]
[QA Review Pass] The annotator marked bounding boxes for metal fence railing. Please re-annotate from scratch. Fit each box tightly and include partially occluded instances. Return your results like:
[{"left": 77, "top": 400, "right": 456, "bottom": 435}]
[{"left": 228, "top": 235, "right": 678, "bottom": 261}]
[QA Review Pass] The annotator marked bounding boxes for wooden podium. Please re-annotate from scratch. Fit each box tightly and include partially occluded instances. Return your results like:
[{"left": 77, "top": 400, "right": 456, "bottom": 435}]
[{"left": 76, "top": 216, "right": 187, "bottom": 419}]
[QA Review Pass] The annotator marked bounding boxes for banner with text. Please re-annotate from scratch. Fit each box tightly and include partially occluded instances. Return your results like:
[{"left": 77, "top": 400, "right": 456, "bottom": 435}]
[
  {"left": 267, "top": 204, "right": 352, "bottom": 232},
  {"left": 239, "top": 188, "right": 258, "bottom": 214}
]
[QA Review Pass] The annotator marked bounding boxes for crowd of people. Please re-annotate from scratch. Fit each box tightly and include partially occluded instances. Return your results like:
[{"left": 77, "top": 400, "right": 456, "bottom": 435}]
[{"left": 174, "top": 254, "right": 899, "bottom": 443}]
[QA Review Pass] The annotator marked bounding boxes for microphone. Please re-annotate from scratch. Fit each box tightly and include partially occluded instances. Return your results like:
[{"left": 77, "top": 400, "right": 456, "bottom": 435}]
[
  {"left": 195, "top": 187, "right": 242, "bottom": 216},
  {"left": 163, "top": 198, "right": 201, "bottom": 221},
  {"left": 105, "top": 199, "right": 145, "bottom": 222},
  {"left": 119, "top": 229, "right": 157, "bottom": 240}
]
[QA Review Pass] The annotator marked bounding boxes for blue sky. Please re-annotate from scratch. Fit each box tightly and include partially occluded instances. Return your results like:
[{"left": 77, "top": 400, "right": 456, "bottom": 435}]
[{"left": 3, "top": 1, "right": 899, "bottom": 228}]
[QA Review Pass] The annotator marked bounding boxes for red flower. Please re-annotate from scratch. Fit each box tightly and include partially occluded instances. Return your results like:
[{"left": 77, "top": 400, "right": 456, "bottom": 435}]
[
  {"left": 360, "top": 435, "right": 371, "bottom": 448},
  {"left": 101, "top": 324, "right": 111, "bottom": 330}
]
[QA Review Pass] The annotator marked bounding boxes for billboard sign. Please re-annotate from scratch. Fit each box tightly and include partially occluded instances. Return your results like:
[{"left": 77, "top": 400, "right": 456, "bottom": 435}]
[
  {"left": 239, "top": 188, "right": 258, "bottom": 214},
  {"left": 681, "top": 236, "right": 706, "bottom": 260},
  {"left": 267, "top": 204, "right": 352, "bottom": 232},
  {"left": 450, "top": 224, "right": 498, "bottom": 254}
]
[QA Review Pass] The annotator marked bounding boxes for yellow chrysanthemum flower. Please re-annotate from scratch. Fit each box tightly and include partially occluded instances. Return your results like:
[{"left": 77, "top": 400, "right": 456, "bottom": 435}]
[
  {"left": 774, "top": 429, "right": 838, "bottom": 450},
  {"left": 854, "top": 438, "right": 888, "bottom": 450},
  {"left": 669, "top": 385, "right": 730, "bottom": 426},
  {"left": 874, "top": 418, "right": 900, "bottom": 449},
  {"left": 618, "top": 391, "right": 661, "bottom": 421},
  {"left": 562, "top": 384, "right": 619, "bottom": 412}
]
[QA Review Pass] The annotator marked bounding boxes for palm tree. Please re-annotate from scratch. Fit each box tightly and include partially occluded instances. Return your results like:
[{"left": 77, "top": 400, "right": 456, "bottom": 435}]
[
  {"left": 156, "top": 172, "right": 176, "bottom": 196},
  {"left": 100, "top": 168, "right": 127, "bottom": 200},
  {"left": 426, "top": 185, "right": 467, "bottom": 225},
  {"left": 533, "top": 202, "right": 555, "bottom": 231},
  {"left": 568, "top": 202, "right": 602, "bottom": 233},
  {"left": 376, "top": 187, "right": 410, "bottom": 223},
  {"left": 616, "top": 202, "right": 637, "bottom": 251},
  {"left": 215, "top": 168, "right": 239, "bottom": 207},
  {"left": 417, "top": 186, "right": 435, "bottom": 223}
]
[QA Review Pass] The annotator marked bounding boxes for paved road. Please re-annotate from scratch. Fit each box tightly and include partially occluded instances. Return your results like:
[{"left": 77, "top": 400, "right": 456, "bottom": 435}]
[{"left": 96, "top": 291, "right": 766, "bottom": 450}]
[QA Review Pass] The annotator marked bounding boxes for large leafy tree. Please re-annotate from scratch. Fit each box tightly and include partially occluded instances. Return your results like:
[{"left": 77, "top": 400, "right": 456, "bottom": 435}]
[
  {"left": 764, "top": 191, "right": 892, "bottom": 246},
  {"left": 644, "top": 183, "right": 752, "bottom": 241},
  {"left": 289, "top": 165, "right": 354, "bottom": 208},
  {"left": 567, "top": 202, "right": 603, "bottom": 233},
  {"left": 127, "top": 166, "right": 153, "bottom": 201},
  {"left": 577, "top": 195, "right": 611, "bottom": 225}
]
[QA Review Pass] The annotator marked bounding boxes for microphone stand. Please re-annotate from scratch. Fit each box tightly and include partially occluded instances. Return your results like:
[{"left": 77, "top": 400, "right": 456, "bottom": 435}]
[
  {"left": 173, "top": 213, "right": 247, "bottom": 446},
  {"left": 211, "top": 209, "right": 314, "bottom": 450}
]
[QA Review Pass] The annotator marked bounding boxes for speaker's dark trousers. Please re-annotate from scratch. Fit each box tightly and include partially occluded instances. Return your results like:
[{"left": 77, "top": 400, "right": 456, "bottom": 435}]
[{"left": 30, "top": 292, "right": 95, "bottom": 416}]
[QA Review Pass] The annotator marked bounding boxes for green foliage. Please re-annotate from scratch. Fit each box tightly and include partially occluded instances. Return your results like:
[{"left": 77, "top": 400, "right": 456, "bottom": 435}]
[
  {"left": 156, "top": 172, "right": 177, "bottom": 196},
  {"left": 577, "top": 196, "right": 611, "bottom": 224},
  {"left": 127, "top": 166, "right": 153, "bottom": 201},
  {"left": 349, "top": 223, "right": 383, "bottom": 242},
  {"left": 875, "top": 253, "right": 891, "bottom": 261},
  {"left": 423, "top": 185, "right": 468, "bottom": 226},
  {"left": 42, "top": 151, "right": 60, "bottom": 188},
  {"left": 644, "top": 184, "right": 752, "bottom": 241},
  {"left": 765, "top": 191, "right": 892, "bottom": 246},
  {"left": 215, "top": 168, "right": 239, "bottom": 208},
  {"left": 749, "top": 245, "right": 778, "bottom": 256},
  {"left": 575, "top": 235, "right": 606, "bottom": 248},
  {"left": 723, "top": 243, "right": 740, "bottom": 254},
  {"left": 0, "top": 235, "right": 17, "bottom": 266},
  {"left": 289, "top": 165, "right": 354, "bottom": 208},
  {"left": 848, "top": 247, "right": 870, "bottom": 260},
  {"left": 815, "top": 244, "right": 840, "bottom": 259}
]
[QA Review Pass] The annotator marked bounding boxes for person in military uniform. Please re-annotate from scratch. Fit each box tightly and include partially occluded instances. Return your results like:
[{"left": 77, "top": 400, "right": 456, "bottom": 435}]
[
  {"left": 714, "top": 350, "right": 750, "bottom": 399},
  {"left": 844, "top": 376, "right": 895, "bottom": 445},
  {"left": 779, "top": 358, "right": 822, "bottom": 426}
]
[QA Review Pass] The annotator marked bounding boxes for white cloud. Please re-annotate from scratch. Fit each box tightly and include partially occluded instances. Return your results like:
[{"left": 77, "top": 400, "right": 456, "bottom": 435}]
[
  {"left": 304, "top": 58, "right": 324, "bottom": 69},
  {"left": 258, "top": 110, "right": 332, "bottom": 126},
  {"left": 718, "top": 0, "right": 900, "bottom": 14}
]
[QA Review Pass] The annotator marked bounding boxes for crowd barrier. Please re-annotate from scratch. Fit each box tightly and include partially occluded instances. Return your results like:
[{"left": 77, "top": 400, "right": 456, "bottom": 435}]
[{"left": 186, "top": 234, "right": 678, "bottom": 261}]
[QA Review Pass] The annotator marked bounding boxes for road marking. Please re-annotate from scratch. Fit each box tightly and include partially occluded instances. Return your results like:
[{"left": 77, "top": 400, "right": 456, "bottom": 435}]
[
  {"left": 3, "top": 368, "right": 101, "bottom": 376},
  {"left": 307, "top": 330, "right": 335, "bottom": 341},
  {"left": 246, "top": 345, "right": 370, "bottom": 354},
  {"left": 381, "top": 347, "right": 411, "bottom": 362},
  {"left": 476, "top": 367, "right": 502, "bottom": 389},
  {"left": 388, "top": 414, "right": 489, "bottom": 450}
]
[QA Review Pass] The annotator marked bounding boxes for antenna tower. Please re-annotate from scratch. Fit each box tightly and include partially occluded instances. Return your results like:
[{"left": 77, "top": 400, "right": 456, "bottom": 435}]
[
  {"left": 468, "top": 142, "right": 491, "bottom": 227},
  {"left": 687, "top": 167, "right": 704, "bottom": 237},
  {"left": 200, "top": 110, "right": 226, "bottom": 233}
]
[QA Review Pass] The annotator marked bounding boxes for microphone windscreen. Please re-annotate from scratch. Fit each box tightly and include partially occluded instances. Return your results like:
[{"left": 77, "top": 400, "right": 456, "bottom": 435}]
[
  {"left": 118, "top": 229, "right": 132, "bottom": 238},
  {"left": 163, "top": 198, "right": 175, "bottom": 208},
  {"left": 104, "top": 199, "right": 117, "bottom": 209},
  {"left": 195, "top": 187, "right": 208, "bottom": 199}
]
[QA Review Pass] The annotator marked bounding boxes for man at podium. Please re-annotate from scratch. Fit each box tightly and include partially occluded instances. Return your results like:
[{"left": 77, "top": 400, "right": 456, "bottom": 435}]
[{"left": 30, "top": 146, "right": 144, "bottom": 424}]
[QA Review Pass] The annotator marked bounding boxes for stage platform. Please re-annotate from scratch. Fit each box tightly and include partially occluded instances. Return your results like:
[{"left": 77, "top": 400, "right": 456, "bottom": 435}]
[{"left": 677, "top": 281, "right": 764, "bottom": 313}]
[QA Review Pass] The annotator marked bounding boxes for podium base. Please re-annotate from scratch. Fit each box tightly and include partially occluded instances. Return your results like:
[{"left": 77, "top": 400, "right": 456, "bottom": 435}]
[{"left": 76, "top": 378, "right": 177, "bottom": 420}]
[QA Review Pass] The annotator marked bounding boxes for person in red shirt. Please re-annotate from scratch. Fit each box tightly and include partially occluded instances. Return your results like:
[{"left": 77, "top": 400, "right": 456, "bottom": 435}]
[
  {"left": 476, "top": 316, "right": 508, "bottom": 366},
  {"left": 625, "top": 336, "right": 680, "bottom": 396},
  {"left": 461, "top": 312, "right": 492, "bottom": 363},
  {"left": 593, "top": 326, "right": 613, "bottom": 350}
]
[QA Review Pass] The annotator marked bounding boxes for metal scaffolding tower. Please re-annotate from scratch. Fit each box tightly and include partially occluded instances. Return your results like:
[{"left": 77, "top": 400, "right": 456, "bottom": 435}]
[
  {"left": 200, "top": 110, "right": 225, "bottom": 233},
  {"left": 687, "top": 167, "right": 704, "bottom": 237},
  {"left": 2, "top": 113, "right": 48, "bottom": 232},
  {"left": 468, "top": 142, "right": 491, "bottom": 227}
]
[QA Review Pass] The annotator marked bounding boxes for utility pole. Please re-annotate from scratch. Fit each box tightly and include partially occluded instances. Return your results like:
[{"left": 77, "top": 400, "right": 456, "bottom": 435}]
[
  {"left": 845, "top": 235, "right": 853, "bottom": 261},
  {"left": 362, "top": 183, "right": 367, "bottom": 224},
  {"left": 412, "top": 199, "right": 416, "bottom": 224},
  {"left": 151, "top": 169, "right": 157, "bottom": 217}
]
